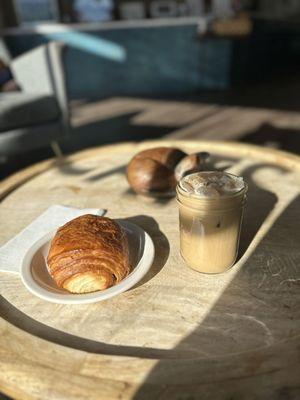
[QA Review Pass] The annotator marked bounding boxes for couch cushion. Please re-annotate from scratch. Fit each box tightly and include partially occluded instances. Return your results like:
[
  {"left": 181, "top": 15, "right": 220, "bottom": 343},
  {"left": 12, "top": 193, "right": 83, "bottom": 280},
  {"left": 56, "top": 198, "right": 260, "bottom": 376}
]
[{"left": 0, "top": 92, "right": 60, "bottom": 132}]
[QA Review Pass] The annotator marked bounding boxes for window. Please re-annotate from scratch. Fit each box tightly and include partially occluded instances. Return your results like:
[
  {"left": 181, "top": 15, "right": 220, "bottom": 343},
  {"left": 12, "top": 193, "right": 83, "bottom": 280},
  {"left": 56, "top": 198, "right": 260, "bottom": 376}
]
[{"left": 16, "top": 0, "right": 59, "bottom": 23}]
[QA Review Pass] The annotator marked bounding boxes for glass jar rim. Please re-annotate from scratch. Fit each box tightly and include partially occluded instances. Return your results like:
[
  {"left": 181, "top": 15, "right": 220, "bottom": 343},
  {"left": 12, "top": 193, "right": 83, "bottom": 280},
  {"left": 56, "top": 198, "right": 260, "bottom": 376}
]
[
  {"left": 177, "top": 171, "right": 247, "bottom": 201},
  {"left": 177, "top": 182, "right": 247, "bottom": 199}
]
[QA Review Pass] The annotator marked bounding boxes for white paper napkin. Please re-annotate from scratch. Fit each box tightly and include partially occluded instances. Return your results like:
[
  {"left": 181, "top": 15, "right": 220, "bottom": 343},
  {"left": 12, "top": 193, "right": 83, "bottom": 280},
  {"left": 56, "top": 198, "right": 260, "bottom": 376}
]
[{"left": 0, "top": 205, "right": 106, "bottom": 274}]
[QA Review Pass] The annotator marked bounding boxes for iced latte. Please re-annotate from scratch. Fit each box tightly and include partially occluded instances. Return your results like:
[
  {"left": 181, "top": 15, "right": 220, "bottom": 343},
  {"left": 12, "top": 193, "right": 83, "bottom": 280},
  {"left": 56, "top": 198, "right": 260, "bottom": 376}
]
[{"left": 176, "top": 171, "right": 247, "bottom": 274}]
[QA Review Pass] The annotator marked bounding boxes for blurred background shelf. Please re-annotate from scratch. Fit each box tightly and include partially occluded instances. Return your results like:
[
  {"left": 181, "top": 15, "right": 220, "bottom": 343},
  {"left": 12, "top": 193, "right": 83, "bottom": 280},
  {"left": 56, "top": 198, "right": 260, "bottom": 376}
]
[{"left": 1, "top": 0, "right": 300, "bottom": 179}]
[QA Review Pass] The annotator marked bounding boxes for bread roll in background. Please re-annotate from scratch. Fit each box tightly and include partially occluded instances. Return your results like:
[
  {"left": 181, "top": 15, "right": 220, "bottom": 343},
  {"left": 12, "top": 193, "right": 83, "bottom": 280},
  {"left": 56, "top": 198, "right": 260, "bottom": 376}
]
[
  {"left": 126, "top": 147, "right": 186, "bottom": 196},
  {"left": 47, "top": 215, "right": 130, "bottom": 294},
  {"left": 126, "top": 147, "right": 210, "bottom": 197}
]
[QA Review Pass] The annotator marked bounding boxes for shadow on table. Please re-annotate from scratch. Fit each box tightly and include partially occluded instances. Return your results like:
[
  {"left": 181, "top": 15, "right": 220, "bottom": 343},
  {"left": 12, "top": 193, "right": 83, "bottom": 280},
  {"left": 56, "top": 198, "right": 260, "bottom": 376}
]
[
  {"left": 237, "top": 163, "right": 279, "bottom": 260},
  {"left": 120, "top": 215, "right": 170, "bottom": 288},
  {"left": 0, "top": 295, "right": 172, "bottom": 359},
  {"left": 240, "top": 123, "right": 300, "bottom": 155},
  {"left": 133, "top": 167, "right": 299, "bottom": 399},
  {"left": 0, "top": 392, "right": 12, "bottom": 400},
  {"left": 0, "top": 214, "right": 170, "bottom": 359},
  {"left": 85, "top": 164, "right": 127, "bottom": 182},
  {"left": 1, "top": 156, "right": 298, "bottom": 398},
  {"left": 69, "top": 111, "right": 174, "bottom": 153}
]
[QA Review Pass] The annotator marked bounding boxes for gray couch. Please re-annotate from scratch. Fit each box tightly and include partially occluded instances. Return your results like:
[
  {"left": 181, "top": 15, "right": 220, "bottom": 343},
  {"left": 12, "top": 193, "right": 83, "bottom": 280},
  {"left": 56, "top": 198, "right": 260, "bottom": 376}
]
[{"left": 0, "top": 41, "right": 69, "bottom": 156}]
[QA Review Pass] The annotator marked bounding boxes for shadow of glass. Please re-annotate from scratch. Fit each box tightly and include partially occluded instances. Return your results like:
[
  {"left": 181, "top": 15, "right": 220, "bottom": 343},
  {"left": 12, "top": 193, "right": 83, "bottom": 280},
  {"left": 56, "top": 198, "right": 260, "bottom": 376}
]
[
  {"left": 133, "top": 196, "right": 300, "bottom": 398},
  {"left": 237, "top": 163, "right": 283, "bottom": 260}
]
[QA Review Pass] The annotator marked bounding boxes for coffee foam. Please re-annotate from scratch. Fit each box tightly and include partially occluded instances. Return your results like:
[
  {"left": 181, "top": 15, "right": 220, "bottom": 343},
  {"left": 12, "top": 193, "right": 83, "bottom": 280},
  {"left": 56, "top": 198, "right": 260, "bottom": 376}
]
[{"left": 179, "top": 171, "right": 245, "bottom": 197}]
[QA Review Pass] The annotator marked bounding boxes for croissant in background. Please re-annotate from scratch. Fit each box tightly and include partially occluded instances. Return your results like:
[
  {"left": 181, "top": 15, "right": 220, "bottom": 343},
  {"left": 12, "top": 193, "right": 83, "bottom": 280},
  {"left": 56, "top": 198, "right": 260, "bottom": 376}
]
[{"left": 47, "top": 215, "right": 130, "bottom": 293}]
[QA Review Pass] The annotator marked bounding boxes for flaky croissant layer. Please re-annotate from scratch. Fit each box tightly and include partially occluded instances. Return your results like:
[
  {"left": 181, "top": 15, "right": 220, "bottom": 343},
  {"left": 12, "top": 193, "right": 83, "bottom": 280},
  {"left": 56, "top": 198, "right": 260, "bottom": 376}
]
[{"left": 47, "top": 215, "right": 130, "bottom": 293}]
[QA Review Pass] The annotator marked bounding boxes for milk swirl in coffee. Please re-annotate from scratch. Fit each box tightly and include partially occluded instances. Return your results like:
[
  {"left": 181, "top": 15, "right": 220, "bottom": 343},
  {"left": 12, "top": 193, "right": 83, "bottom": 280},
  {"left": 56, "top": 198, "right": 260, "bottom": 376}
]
[{"left": 176, "top": 172, "right": 247, "bottom": 274}]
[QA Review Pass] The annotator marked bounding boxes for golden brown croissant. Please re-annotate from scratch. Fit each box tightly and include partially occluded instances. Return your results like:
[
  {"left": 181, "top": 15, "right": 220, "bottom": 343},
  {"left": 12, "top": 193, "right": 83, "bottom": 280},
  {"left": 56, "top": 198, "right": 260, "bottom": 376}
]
[{"left": 47, "top": 215, "right": 130, "bottom": 293}]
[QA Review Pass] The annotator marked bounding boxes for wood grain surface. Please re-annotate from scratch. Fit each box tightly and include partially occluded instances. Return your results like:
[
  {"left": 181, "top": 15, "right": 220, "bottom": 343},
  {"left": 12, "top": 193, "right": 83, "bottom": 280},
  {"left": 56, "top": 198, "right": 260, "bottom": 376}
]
[{"left": 0, "top": 140, "right": 299, "bottom": 400}]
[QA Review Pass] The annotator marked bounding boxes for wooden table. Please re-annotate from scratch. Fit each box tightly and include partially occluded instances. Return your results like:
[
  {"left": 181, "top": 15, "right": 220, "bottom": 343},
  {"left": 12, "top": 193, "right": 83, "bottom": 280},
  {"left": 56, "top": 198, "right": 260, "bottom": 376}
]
[{"left": 0, "top": 140, "right": 299, "bottom": 400}]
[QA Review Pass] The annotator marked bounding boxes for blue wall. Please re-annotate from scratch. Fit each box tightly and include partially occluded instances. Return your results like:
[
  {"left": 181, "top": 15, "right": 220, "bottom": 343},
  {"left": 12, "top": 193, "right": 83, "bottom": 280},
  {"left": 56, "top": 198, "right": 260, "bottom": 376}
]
[{"left": 5, "top": 22, "right": 232, "bottom": 100}]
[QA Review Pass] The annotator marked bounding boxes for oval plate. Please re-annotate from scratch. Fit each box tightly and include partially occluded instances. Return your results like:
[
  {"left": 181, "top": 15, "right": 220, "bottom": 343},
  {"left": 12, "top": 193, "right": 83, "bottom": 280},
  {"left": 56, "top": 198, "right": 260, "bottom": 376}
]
[{"left": 21, "top": 220, "right": 155, "bottom": 304}]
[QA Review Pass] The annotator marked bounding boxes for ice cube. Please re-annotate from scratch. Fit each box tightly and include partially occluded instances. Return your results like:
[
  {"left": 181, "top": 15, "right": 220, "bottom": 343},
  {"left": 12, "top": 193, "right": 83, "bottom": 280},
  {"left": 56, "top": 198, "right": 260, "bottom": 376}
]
[
  {"left": 222, "top": 176, "right": 244, "bottom": 193},
  {"left": 195, "top": 186, "right": 220, "bottom": 197}
]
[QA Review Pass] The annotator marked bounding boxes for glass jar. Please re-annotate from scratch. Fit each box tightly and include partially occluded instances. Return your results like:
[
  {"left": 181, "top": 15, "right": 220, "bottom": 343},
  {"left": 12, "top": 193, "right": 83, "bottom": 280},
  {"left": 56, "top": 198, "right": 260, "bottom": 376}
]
[{"left": 176, "top": 172, "right": 247, "bottom": 274}]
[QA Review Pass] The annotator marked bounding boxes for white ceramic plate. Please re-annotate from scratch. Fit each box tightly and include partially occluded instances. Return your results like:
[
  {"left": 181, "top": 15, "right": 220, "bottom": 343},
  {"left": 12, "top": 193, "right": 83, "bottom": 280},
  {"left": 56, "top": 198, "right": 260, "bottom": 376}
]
[{"left": 20, "top": 220, "right": 155, "bottom": 304}]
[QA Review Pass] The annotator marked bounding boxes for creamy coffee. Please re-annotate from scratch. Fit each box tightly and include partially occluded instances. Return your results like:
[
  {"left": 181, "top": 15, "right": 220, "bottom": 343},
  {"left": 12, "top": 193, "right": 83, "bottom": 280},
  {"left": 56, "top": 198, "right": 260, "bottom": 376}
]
[{"left": 176, "top": 171, "right": 247, "bottom": 274}]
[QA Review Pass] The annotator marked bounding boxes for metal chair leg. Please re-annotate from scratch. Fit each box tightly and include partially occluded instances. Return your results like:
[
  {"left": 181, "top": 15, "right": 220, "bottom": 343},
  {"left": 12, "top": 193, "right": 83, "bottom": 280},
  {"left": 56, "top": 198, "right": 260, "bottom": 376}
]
[{"left": 50, "top": 141, "right": 63, "bottom": 158}]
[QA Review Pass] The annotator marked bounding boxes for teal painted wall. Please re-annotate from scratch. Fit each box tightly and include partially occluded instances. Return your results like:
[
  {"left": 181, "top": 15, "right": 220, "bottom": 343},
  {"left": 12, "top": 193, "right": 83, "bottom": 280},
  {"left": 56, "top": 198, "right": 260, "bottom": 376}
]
[{"left": 5, "top": 22, "right": 232, "bottom": 100}]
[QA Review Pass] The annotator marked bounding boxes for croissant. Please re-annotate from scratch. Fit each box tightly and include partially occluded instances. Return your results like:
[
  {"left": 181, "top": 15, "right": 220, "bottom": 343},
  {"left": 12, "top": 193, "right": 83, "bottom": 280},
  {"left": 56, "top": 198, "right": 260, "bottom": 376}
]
[{"left": 47, "top": 215, "right": 130, "bottom": 293}]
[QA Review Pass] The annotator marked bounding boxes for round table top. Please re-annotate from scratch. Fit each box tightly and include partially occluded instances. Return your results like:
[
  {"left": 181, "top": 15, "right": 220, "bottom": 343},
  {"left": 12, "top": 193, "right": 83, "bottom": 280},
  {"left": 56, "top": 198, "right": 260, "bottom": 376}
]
[{"left": 1, "top": 140, "right": 300, "bottom": 400}]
